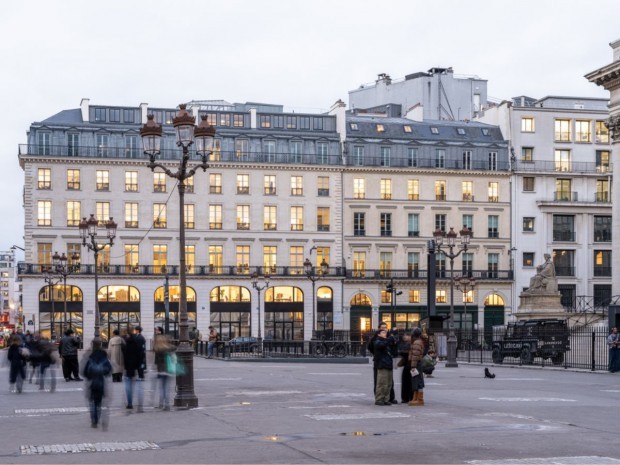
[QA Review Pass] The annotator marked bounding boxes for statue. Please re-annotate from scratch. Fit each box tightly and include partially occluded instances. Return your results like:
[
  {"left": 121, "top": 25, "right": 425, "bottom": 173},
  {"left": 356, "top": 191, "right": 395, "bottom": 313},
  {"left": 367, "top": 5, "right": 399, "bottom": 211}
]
[{"left": 527, "top": 254, "right": 557, "bottom": 293}]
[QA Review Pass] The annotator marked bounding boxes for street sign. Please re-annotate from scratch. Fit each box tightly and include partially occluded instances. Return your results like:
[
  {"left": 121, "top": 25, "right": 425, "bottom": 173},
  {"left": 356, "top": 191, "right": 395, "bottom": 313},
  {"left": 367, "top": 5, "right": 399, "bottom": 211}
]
[{"left": 27, "top": 320, "right": 34, "bottom": 326}]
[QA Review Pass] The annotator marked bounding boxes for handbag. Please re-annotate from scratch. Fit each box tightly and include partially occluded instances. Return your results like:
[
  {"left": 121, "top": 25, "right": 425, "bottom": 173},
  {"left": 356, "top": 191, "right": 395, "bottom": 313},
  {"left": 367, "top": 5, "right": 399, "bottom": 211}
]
[
  {"left": 165, "top": 352, "right": 185, "bottom": 375},
  {"left": 410, "top": 368, "right": 419, "bottom": 377}
]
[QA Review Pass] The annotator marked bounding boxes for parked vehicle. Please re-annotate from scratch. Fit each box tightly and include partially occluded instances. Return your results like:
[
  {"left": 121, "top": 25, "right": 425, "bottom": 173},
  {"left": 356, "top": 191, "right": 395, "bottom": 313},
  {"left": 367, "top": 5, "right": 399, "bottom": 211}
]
[
  {"left": 228, "top": 336, "right": 259, "bottom": 353},
  {"left": 491, "top": 319, "right": 570, "bottom": 365}
]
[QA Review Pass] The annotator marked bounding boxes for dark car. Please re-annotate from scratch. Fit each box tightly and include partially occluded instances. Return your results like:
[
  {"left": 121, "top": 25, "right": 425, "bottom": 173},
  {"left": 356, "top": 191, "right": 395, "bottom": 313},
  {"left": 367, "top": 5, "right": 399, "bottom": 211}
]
[{"left": 228, "top": 336, "right": 259, "bottom": 353}]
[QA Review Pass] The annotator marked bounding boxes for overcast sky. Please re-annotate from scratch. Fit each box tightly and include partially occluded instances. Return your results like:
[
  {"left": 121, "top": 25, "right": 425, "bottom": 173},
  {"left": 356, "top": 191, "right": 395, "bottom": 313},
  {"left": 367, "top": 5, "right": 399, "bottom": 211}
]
[{"left": 1, "top": 0, "right": 618, "bottom": 258}]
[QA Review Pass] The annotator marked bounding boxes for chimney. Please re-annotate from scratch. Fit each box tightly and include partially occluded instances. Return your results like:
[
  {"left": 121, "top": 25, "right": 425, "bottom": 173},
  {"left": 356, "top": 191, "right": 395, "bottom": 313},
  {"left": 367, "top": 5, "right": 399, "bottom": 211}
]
[
  {"left": 139, "top": 103, "right": 149, "bottom": 124},
  {"left": 80, "top": 98, "right": 90, "bottom": 122},
  {"left": 250, "top": 107, "right": 257, "bottom": 129}
]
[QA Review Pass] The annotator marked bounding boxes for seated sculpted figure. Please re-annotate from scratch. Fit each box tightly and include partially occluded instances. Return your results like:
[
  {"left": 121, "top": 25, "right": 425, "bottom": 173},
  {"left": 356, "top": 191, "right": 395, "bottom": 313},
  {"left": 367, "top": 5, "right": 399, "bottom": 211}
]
[{"left": 528, "top": 254, "right": 555, "bottom": 292}]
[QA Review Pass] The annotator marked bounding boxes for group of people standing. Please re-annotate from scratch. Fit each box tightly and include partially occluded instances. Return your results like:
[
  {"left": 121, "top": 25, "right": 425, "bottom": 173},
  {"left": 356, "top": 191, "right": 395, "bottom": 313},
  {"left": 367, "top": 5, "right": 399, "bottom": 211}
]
[
  {"left": 7, "top": 328, "right": 58, "bottom": 393},
  {"left": 369, "top": 322, "right": 437, "bottom": 407}
]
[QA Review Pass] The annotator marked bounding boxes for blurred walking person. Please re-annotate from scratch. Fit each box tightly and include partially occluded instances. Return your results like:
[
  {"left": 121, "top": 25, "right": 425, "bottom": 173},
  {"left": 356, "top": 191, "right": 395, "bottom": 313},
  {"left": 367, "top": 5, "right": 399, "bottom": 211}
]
[
  {"left": 153, "top": 326, "right": 174, "bottom": 410},
  {"left": 83, "top": 338, "right": 112, "bottom": 429},
  {"left": 37, "top": 335, "right": 57, "bottom": 392},
  {"left": 7, "top": 335, "right": 27, "bottom": 393},
  {"left": 108, "top": 329, "right": 125, "bottom": 382},
  {"left": 59, "top": 329, "right": 83, "bottom": 382},
  {"left": 122, "top": 325, "right": 146, "bottom": 412}
]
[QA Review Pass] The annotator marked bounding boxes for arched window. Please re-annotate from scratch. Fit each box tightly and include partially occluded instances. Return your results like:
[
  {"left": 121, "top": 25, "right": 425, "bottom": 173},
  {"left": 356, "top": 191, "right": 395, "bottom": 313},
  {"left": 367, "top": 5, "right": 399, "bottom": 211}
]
[
  {"left": 265, "top": 286, "right": 304, "bottom": 303},
  {"left": 484, "top": 294, "right": 505, "bottom": 306},
  {"left": 209, "top": 286, "right": 250, "bottom": 303},
  {"left": 155, "top": 286, "right": 196, "bottom": 302},
  {"left": 39, "top": 285, "right": 83, "bottom": 302},
  {"left": 317, "top": 286, "right": 333, "bottom": 301},
  {"left": 350, "top": 293, "right": 372, "bottom": 306}
]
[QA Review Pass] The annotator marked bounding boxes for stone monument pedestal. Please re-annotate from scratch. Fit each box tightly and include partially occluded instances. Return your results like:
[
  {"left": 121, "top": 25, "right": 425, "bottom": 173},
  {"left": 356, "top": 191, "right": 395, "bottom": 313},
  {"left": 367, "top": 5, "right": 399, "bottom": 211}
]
[{"left": 517, "top": 292, "right": 567, "bottom": 320}]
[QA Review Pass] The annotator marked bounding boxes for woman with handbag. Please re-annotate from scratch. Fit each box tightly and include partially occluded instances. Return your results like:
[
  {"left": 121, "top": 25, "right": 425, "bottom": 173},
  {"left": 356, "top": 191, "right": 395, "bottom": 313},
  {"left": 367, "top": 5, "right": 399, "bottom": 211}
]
[
  {"left": 397, "top": 332, "right": 413, "bottom": 403},
  {"left": 153, "top": 327, "right": 174, "bottom": 410},
  {"left": 408, "top": 327, "right": 426, "bottom": 406}
]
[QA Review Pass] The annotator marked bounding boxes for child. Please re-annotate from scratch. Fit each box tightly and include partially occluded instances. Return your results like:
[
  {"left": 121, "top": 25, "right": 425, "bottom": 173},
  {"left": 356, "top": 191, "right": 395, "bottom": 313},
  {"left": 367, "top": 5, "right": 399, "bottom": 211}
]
[{"left": 421, "top": 350, "right": 438, "bottom": 378}]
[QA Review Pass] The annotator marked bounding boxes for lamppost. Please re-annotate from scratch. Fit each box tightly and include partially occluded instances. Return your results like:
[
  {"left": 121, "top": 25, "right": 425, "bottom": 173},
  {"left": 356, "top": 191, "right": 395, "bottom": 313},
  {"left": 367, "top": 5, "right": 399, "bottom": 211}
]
[
  {"left": 251, "top": 272, "right": 270, "bottom": 341},
  {"left": 140, "top": 104, "right": 215, "bottom": 409},
  {"left": 303, "top": 257, "right": 329, "bottom": 338},
  {"left": 52, "top": 251, "right": 80, "bottom": 336},
  {"left": 43, "top": 268, "right": 61, "bottom": 340},
  {"left": 432, "top": 226, "right": 471, "bottom": 368},
  {"left": 78, "top": 214, "right": 117, "bottom": 338},
  {"left": 455, "top": 275, "right": 477, "bottom": 345},
  {"left": 385, "top": 277, "right": 402, "bottom": 325}
]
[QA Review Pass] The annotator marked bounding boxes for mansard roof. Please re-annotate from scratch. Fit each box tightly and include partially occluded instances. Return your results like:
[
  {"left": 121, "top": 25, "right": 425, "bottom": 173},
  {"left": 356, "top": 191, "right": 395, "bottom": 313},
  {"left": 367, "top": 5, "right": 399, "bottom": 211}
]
[{"left": 40, "top": 109, "right": 83, "bottom": 125}]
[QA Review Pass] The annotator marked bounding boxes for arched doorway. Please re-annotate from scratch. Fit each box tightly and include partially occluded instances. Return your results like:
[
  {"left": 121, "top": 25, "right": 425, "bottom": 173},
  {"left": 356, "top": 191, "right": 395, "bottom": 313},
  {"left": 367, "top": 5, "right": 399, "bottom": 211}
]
[
  {"left": 350, "top": 293, "right": 372, "bottom": 342},
  {"left": 98, "top": 285, "right": 140, "bottom": 342},
  {"left": 209, "top": 285, "right": 251, "bottom": 340},
  {"left": 484, "top": 293, "right": 505, "bottom": 328},
  {"left": 155, "top": 286, "right": 197, "bottom": 339},
  {"left": 264, "top": 286, "right": 304, "bottom": 340},
  {"left": 317, "top": 286, "right": 333, "bottom": 332},
  {"left": 38, "top": 284, "right": 83, "bottom": 341}
]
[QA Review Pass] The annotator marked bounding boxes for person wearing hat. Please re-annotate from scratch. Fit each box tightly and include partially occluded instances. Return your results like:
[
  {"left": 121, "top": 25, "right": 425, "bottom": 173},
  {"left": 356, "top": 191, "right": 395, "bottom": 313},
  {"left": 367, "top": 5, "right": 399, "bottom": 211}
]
[
  {"left": 59, "top": 328, "right": 83, "bottom": 382},
  {"left": 408, "top": 327, "right": 426, "bottom": 406},
  {"left": 122, "top": 325, "right": 146, "bottom": 411}
]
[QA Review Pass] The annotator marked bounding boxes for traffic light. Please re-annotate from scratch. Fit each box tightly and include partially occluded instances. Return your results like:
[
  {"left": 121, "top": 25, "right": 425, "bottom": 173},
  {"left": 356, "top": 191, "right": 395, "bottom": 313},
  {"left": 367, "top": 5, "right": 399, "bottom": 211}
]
[{"left": 386, "top": 283, "right": 393, "bottom": 292}]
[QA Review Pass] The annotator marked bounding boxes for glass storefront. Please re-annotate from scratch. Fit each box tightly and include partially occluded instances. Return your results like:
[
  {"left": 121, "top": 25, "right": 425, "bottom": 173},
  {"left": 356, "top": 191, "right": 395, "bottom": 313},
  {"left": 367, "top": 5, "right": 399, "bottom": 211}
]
[
  {"left": 155, "top": 285, "right": 197, "bottom": 339},
  {"left": 209, "top": 286, "right": 251, "bottom": 340},
  {"left": 38, "top": 284, "right": 83, "bottom": 341},
  {"left": 265, "top": 286, "right": 304, "bottom": 340}
]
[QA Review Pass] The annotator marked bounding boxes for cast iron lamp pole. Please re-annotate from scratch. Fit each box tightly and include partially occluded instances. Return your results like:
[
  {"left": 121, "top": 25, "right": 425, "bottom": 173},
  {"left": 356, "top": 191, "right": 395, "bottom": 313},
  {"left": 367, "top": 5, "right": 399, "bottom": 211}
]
[
  {"left": 79, "top": 215, "right": 117, "bottom": 339},
  {"left": 303, "top": 257, "right": 328, "bottom": 338},
  {"left": 140, "top": 104, "right": 215, "bottom": 408},
  {"left": 455, "top": 275, "right": 477, "bottom": 346},
  {"left": 251, "top": 272, "right": 270, "bottom": 342},
  {"left": 52, "top": 251, "right": 80, "bottom": 336},
  {"left": 43, "top": 267, "right": 62, "bottom": 340},
  {"left": 432, "top": 226, "right": 471, "bottom": 368}
]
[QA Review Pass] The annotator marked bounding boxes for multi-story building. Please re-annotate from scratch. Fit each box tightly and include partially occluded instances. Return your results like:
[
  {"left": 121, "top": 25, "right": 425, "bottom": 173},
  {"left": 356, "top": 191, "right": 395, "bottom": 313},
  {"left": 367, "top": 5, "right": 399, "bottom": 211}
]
[
  {"left": 17, "top": 97, "right": 513, "bottom": 344},
  {"left": 341, "top": 112, "right": 513, "bottom": 334},
  {"left": 477, "top": 96, "right": 612, "bottom": 319},
  {"left": 349, "top": 67, "right": 488, "bottom": 121},
  {"left": 0, "top": 250, "right": 20, "bottom": 333}
]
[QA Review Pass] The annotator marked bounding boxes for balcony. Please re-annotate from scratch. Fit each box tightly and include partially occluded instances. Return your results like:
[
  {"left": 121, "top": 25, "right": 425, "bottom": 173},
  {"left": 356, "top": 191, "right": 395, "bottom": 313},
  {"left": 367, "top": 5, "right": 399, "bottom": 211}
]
[
  {"left": 554, "top": 191, "right": 579, "bottom": 202},
  {"left": 353, "top": 230, "right": 366, "bottom": 236},
  {"left": 237, "top": 187, "right": 250, "bottom": 195},
  {"left": 595, "top": 192, "right": 611, "bottom": 203},
  {"left": 317, "top": 224, "right": 330, "bottom": 232},
  {"left": 237, "top": 222, "right": 250, "bottom": 230},
  {"left": 553, "top": 230, "right": 576, "bottom": 242},
  {"left": 318, "top": 188, "right": 329, "bottom": 197},
  {"left": 125, "top": 221, "right": 139, "bottom": 228},
  {"left": 344, "top": 268, "right": 513, "bottom": 280},
  {"left": 436, "top": 194, "right": 446, "bottom": 201},
  {"left": 462, "top": 193, "right": 474, "bottom": 202},
  {"left": 264, "top": 223, "right": 277, "bottom": 230},
  {"left": 408, "top": 231, "right": 420, "bottom": 237},
  {"left": 380, "top": 230, "right": 392, "bottom": 237},
  {"left": 264, "top": 187, "right": 276, "bottom": 195},
  {"left": 209, "top": 222, "right": 222, "bottom": 230},
  {"left": 594, "top": 230, "right": 612, "bottom": 242}
]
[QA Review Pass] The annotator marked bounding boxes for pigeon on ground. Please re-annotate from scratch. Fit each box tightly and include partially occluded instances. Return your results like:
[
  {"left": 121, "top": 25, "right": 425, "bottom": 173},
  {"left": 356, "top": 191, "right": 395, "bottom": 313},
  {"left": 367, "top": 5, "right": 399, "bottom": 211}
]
[{"left": 484, "top": 367, "right": 496, "bottom": 379}]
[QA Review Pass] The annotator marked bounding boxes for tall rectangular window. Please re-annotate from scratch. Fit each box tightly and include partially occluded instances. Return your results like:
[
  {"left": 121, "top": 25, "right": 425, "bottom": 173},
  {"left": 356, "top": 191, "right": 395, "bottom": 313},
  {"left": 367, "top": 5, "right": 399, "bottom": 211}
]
[
  {"left": 184, "top": 204, "right": 195, "bottom": 229},
  {"left": 555, "top": 179, "right": 572, "bottom": 201},
  {"left": 67, "top": 243, "right": 81, "bottom": 268},
  {"left": 487, "top": 253, "right": 499, "bottom": 278},
  {"left": 462, "top": 214, "right": 473, "bottom": 236},
  {"left": 488, "top": 182, "right": 499, "bottom": 202},
  {"left": 37, "top": 243, "right": 52, "bottom": 267},
  {"left": 353, "top": 251, "right": 366, "bottom": 278},
  {"left": 153, "top": 203, "right": 167, "bottom": 228},
  {"left": 286, "top": 116, "right": 297, "bottom": 129},
  {"left": 380, "top": 252, "right": 392, "bottom": 277},
  {"left": 125, "top": 202, "right": 138, "bottom": 228},
  {"left": 594, "top": 216, "right": 612, "bottom": 242},
  {"left": 462, "top": 181, "right": 473, "bottom": 201},
  {"left": 38, "top": 168, "right": 51, "bottom": 189},
  {"left": 594, "top": 250, "right": 612, "bottom": 277},
  {"left": 96, "top": 202, "right": 110, "bottom": 222},
  {"left": 236, "top": 245, "right": 250, "bottom": 274},
  {"left": 521, "top": 147, "right": 534, "bottom": 161},
  {"left": 408, "top": 252, "right": 420, "bottom": 277},
  {"left": 380, "top": 146, "right": 391, "bottom": 166},
  {"left": 125, "top": 135, "right": 139, "bottom": 158},
  {"left": 354, "top": 212, "right": 365, "bottom": 236},
  {"left": 409, "top": 290, "right": 421, "bottom": 303},
  {"left": 67, "top": 133, "right": 79, "bottom": 156},
  {"left": 380, "top": 213, "right": 392, "bottom": 236},
  {"left": 435, "top": 149, "right": 445, "bottom": 168},
  {"left": 96, "top": 134, "right": 109, "bottom": 157},
  {"left": 488, "top": 152, "right": 498, "bottom": 171},
  {"left": 96, "top": 170, "right": 109, "bottom": 191},
  {"left": 209, "top": 205, "right": 222, "bottom": 229},
  {"left": 125, "top": 171, "right": 138, "bottom": 192},
  {"left": 435, "top": 181, "right": 446, "bottom": 201},
  {"left": 555, "top": 119, "right": 572, "bottom": 142},
  {"left": 125, "top": 245, "right": 139, "bottom": 272},
  {"left": 263, "top": 246, "right": 277, "bottom": 273},
  {"left": 67, "top": 169, "right": 80, "bottom": 190},
  {"left": 264, "top": 206, "right": 277, "bottom": 230},
  {"left": 553, "top": 249, "right": 575, "bottom": 277},
  {"left": 462, "top": 151, "right": 472, "bottom": 170},
  {"left": 408, "top": 179, "right": 419, "bottom": 200},
  {"left": 575, "top": 120, "right": 591, "bottom": 142},
  {"left": 66, "top": 201, "right": 81, "bottom": 227},
  {"left": 554, "top": 149, "right": 571, "bottom": 172},
  {"left": 318, "top": 176, "right": 329, "bottom": 196},
  {"left": 552, "top": 215, "right": 575, "bottom": 242},
  {"left": 97, "top": 245, "right": 110, "bottom": 272},
  {"left": 290, "top": 246, "right": 304, "bottom": 274},
  {"left": 153, "top": 245, "right": 167, "bottom": 273},
  {"left": 435, "top": 214, "right": 446, "bottom": 232},
  {"left": 290, "top": 141, "right": 302, "bottom": 163},
  {"left": 123, "top": 109, "right": 135, "bottom": 123},
  {"left": 313, "top": 117, "right": 324, "bottom": 131},
  {"left": 596, "top": 121, "right": 609, "bottom": 143},
  {"left": 596, "top": 179, "right": 610, "bottom": 202},
  {"left": 408, "top": 148, "right": 418, "bottom": 167},
  {"left": 317, "top": 142, "right": 328, "bottom": 164},
  {"left": 380, "top": 179, "right": 392, "bottom": 200},
  {"left": 315, "top": 248, "right": 331, "bottom": 267},
  {"left": 488, "top": 215, "right": 499, "bottom": 238},
  {"left": 260, "top": 115, "right": 271, "bottom": 128},
  {"left": 264, "top": 175, "right": 276, "bottom": 195},
  {"left": 462, "top": 253, "right": 473, "bottom": 274},
  {"left": 233, "top": 114, "right": 244, "bottom": 128},
  {"left": 237, "top": 174, "right": 250, "bottom": 194},
  {"left": 291, "top": 176, "right": 303, "bottom": 196},
  {"left": 209, "top": 245, "right": 223, "bottom": 274},
  {"left": 235, "top": 139, "right": 249, "bottom": 160},
  {"left": 596, "top": 150, "right": 610, "bottom": 173},
  {"left": 264, "top": 140, "right": 276, "bottom": 162},
  {"left": 209, "top": 139, "right": 221, "bottom": 161},
  {"left": 185, "top": 245, "right": 196, "bottom": 273},
  {"left": 185, "top": 176, "right": 194, "bottom": 194},
  {"left": 317, "top": 207, "right": 330, "bottom": 231},
  {"left": 290, "top": 206, "right": 303, "bottom": 231},
  {"left": 521, "top": 117, "right": 535, "bottom": 132},
  {"left": 523, "top": 177, "right": 535, "bottom": 192},
  {"left": 236, "top": 205, "right": 250, "bottom": 230},
  {"left": 408, "top": 214, "right": 419, "bottom": 237},
  {"left": 210, "top": 173, "right": 222, "bottom": 194},
  {"left": 153, "top": 172, "right": 166, "bottom": 192},
  {"left": 353, "top": 178, "right": 365, "bottom": 199},
  {"left": 37, "top": 132, "right": 50, "bottom": 155},
  {"left": 353, "top": 146, "right": 364, "bottom": 166},
  {"left": 219, "top": 114, "right": 231, "bottom": 127}
]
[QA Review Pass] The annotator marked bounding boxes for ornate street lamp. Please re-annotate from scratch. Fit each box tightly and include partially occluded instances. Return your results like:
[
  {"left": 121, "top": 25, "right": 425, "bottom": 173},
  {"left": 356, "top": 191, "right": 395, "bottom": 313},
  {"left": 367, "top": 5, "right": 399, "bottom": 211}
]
[
  {"left": 79, "top": 214, "right": 117, "bottom": 338},
  {"left": 251, "top": 272, "right": 270, "bottom": 342},
  {"left": 455, "top": 275, "right": 477, "bottom": 354},
  {"left": 304, "top": 257, "right": 329, "bottom": 338},
  {"left": 52, "top": 251, "right": 80, "bottom": 335},
  {"left": 432, "top": 226, "right": 471, "bottom": 368},
  {"left": 43, "top": 267, "right": 61, "bottom": 340},
  {"left": 140, "top": 104, "right": 215, "bottom": 409}
]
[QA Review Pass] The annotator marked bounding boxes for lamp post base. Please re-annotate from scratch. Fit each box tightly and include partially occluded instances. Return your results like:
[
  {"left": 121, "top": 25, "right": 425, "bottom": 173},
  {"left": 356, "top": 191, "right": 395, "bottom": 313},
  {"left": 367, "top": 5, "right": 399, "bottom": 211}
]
[
  {"left": 173, "top": 341, "right": 198, "bottom": 408},
  {"left": 445, "top": 335, "right": 459, "bottom": 368}
]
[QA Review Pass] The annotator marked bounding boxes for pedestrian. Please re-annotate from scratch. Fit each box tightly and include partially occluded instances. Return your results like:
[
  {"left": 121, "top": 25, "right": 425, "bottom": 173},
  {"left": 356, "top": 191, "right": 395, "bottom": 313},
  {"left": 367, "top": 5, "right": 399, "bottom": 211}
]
[
  {"left": 367, "top": 322, "right": 397, "bottom": 404},
  {"left": 107, "top": 329, "right": 125, "bottom": 382},
  {"left": 36, "top": 335, "right": 57, "bottom": 392},
  {"left": 207, "top": 326, "right": 219, "bottom": 358},
  {"left": 422, "top": 350, "right": 438, "bottom": 377},
  {"left": 608, "top": 327, "right": 620, "bottom": 373},
  {"left": 408, "top": 327, "right": 426, "bottom": 406},
  {"left": 7, "top": 334, "right": 26, "bottom": 393},
  {"left": 26, "top": 330, "right": 41, "bottom": 384},
  {"left": 122, "top": 325, "right": 146, "bottom": 412},
  {"left": 372, "top": 328, "right": 396, "bottom": 406},
  {"left": 82, "top": 338, "right": 112, "bottom": 429},
  {"left": 59, "top": 328, "right": 83, "bottom": 382},
  {"left": 190, "top": 326, "right": 202, "bottom": 351},
  {"left": 153, "top": 326, "right": 174, "bottom": 411},
  {"left": 397, "top": 331, "right": 413, "bottom": 403}
]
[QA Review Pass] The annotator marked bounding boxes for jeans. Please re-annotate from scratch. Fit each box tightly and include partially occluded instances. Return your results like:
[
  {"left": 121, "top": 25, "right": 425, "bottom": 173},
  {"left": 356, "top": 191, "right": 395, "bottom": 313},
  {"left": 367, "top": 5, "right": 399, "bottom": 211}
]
[
  {"left": 207, "top": 342, "right": 216, "bottom": 357},
  {"left": 124, "top": 374, "right": 144, "bottom": 408},
  {"left": 157, "top": 374, "right": 170, "bottom": 408}
]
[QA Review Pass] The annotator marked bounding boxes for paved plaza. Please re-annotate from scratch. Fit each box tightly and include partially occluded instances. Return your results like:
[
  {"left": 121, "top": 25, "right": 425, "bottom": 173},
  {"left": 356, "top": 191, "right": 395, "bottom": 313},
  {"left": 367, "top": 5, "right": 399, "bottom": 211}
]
[{"left": 1, "top": 356, "right": 620, "bottom": 464}]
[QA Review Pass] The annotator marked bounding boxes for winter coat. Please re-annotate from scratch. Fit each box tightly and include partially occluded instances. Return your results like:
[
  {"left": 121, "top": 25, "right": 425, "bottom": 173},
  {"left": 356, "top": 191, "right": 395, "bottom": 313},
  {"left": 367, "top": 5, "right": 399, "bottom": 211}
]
[
  {"left": 107, "top": 336, "right": 125, "bottom": 374},
  {"left": 59, "top": 335, "right": 80, "bottom": 357},
  {"left": 408, "top": 337, "right": 425, "bottom": 366},
  {"left": 373, "top": 336, "right": 395, "bottom": 370},
  {"left": 122, "top": 333, "right": 146, "bottom": 371},
  {"left": 83, "top": 349, "right": 112, "bottom": 399},
  {"left": 7, "top": 345, "right": 25, "bottom": 369}
]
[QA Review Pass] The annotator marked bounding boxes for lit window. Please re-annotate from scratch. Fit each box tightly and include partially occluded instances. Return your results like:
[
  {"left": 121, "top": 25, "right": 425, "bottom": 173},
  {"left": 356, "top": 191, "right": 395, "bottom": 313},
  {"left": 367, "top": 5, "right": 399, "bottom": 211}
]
[
  {"left": 350, "top": 123, "right": 358, "bottom": 130},
  {"left": 521, "top": 117, "right": 535, "bottom": 132},
  {"left": 403, "top": 125, "right": 412, "bottom": 133},
  {"left": 409, "top": 290, "right": 420, "bottom": 303},
  {"left": 431, "top": 127, "right": 439, "bottom": 134},
  {"left": 353, "top": 178, "right": 365, "bottom": 199},
  {"left": 153, "top": 172, "right": 166, "bottom": 192},
  {"left": 38, "top": 168, "right": 51, "bottom": 189},
  {"left": 554, "top": 119, "right": 572, "bottom": 142},
  {"left": 457, "top": 128, "right": 466, "bottom": 135},
  {"left": 376, "top": 124, "right": 385, "bottom": 132},
  {"left": 436, "top": 290, "right": 447, "bottom": 303}
]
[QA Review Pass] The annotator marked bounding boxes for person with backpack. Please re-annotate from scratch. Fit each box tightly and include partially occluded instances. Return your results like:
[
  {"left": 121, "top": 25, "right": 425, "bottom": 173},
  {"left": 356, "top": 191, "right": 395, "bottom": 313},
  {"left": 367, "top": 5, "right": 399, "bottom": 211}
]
[{"left": 83, "top": 338, "right": 112, "bottom": 429}]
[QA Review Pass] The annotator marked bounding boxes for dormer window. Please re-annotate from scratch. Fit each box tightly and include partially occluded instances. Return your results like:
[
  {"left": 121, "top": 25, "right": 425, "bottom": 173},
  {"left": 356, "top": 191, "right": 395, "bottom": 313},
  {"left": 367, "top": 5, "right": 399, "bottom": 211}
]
[
  {"left": 403, "top": 125, "right": 412, "bottom": 133},
  {"left": 430, "top": 127, "right": 439, "bottom": 134},
  {"left": 376, "top": 124, "right": 385, "bottom": 133},
  {"left": 481, "top": 128, "right": 490, "bottom": 136},
  {"left": 350, "top": 123, "right": 358, "bottom": 130},
  {"left": 457, "top": 128, "right": 466, "bottom": 135}
]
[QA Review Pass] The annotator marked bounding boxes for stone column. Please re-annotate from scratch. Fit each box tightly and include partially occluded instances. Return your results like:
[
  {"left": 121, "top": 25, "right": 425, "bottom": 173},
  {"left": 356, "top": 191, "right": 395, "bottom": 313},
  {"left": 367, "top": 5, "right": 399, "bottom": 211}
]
[{"left": 586, "top": 39, "right": 620, "bottom": 295}]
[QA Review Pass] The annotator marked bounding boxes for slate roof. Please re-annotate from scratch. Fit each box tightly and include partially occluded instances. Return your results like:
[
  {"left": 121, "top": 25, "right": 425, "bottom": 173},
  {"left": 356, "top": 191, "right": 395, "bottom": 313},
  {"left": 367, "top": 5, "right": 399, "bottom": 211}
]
[{"left": 39, "top": 109, "right": 83, "bottom": 125}]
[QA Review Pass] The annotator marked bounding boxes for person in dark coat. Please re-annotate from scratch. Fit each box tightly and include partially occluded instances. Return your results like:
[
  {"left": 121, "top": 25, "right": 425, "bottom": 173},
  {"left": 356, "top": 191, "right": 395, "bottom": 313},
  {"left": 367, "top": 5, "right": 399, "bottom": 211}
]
[
  {"left": 7, "top": 335, "right": 26, "bottom": 393},
  {"left": 122, "top": 325, "right": 146, "bottom": 411},
  {"left": 59, "top": 328, "right": 82, "bottom": 382},
  {"left": 398, "top": 332, "right": 413, "bottom": 403},
  {"left": 373, "top": 329, "right": 396, "bottom": 405},
  {"left": 408, "top": 327, "right": 426, "bottom": 406},
  {"left": 37, "top": 335, "right": 57, "bottom": 392},
  {"left": 367, "top": 322, "right": 397, "bottom": 404},
  {"left": 82, "top": 338, "right": 112, "bottom": 429}
]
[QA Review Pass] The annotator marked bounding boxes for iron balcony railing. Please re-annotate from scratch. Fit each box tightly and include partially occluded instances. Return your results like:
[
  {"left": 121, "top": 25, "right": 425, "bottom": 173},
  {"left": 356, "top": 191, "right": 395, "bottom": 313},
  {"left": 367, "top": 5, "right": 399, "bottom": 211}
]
[
  {"left": 553, "top": 230, "right": 576, "bottom": 242},
  {"left": 348, "top": 156, "right": 510, "bottom": 171},
  {"left": 345, "top": 269, "right": 513, "bottom": 280},
  {"left": 515, "top": 160, "right": 613, "bottom": 175}
]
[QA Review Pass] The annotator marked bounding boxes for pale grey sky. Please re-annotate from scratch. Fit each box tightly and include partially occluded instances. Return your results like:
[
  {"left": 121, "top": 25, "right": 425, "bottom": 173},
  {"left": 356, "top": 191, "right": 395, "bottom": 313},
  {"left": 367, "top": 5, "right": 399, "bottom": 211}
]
[{"left": 1, "top": 0, "right": 618, "bottom": 257}]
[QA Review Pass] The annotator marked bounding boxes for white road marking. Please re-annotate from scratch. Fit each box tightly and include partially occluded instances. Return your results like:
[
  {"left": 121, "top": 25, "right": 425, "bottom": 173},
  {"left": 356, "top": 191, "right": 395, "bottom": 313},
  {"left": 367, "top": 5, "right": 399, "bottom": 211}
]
[
  {"left": 479, "top": 397, "right": 576, "bottom": 402},
  {"left": 20, "top": 441, "right": 160, "bottom": 455},
  {"left": 468, "top": 456, "right": 620, "bottom": 464},
  {"left": 601, "top": 389, "right": 620, "bottom": 392},
  {"left": 306, "top": 412, "right": 410, "bottom": 421},
  {"left": 15, "top": 407, "right": 89, "bottom": 415}
]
